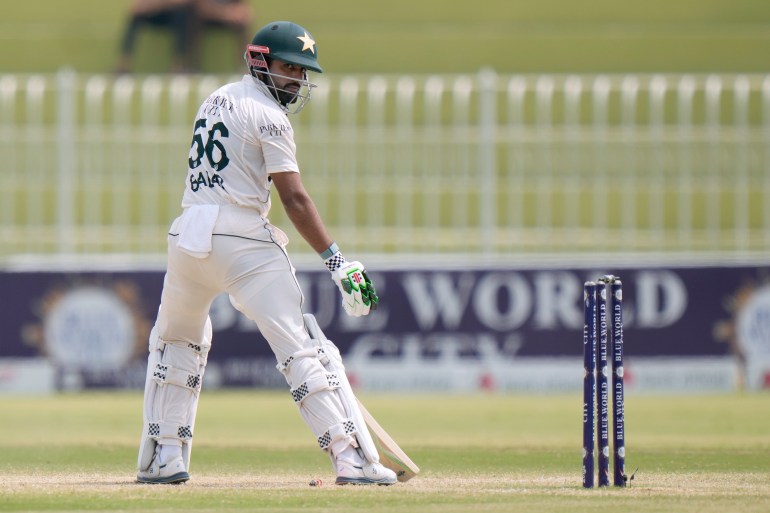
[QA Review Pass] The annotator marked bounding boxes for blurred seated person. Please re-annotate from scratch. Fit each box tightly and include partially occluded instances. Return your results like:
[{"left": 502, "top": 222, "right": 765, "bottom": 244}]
[
  {"left": 116, "top": 0, "right": 196, "bottom": 74},
  {"left": 192, "top": 0, "right": 254, "bottom": 71}
]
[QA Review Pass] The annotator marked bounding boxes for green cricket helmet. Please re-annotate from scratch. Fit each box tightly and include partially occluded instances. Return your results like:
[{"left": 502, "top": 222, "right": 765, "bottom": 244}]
[
  {"left": 247, "top": 21, "right": 323, "bottom": 73},
  {"left": 244, "top": 21, "right": 322, "bottom": 113}
]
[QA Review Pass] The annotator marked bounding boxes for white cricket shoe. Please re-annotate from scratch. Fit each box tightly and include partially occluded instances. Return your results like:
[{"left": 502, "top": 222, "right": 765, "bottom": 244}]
[
  {"left": 335, "top": 460, "right": 397, "bottom": 486},
  {"left": 136, "top": 456, "right": 189, "bottom": 484}
]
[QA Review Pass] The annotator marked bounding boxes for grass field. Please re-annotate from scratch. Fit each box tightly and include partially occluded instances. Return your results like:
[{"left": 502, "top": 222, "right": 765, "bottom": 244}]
[
  {"left": 1, "top": 1, "right": 770, "bottom": 74},
  {"left": 0, "top": 391, "right": 768, "bottom": 512}
]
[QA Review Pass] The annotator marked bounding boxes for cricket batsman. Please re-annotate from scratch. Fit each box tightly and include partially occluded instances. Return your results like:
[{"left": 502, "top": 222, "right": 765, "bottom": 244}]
[{"left": 135, "top": 20, "right": 397, "bottom": 486}]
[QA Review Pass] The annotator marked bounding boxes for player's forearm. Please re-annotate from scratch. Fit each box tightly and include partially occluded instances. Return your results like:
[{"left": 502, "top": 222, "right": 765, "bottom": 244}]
[{"left": 282, "top": 194, "right": 333, "bottom": 253}]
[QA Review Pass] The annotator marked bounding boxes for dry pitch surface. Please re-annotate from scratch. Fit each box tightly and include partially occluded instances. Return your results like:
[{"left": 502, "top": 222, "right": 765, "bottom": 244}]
[
  {"left": 1, "top": 471, "right": 768, "bottom": 495},
  {"left": 2, "top": 471, "right": 769, "bottom": 513}
]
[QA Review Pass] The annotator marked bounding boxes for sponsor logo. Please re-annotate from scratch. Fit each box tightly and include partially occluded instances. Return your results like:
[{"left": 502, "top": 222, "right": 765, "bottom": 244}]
[
  {"left": 258, "top": 123, "right": 291, "bottom": 137},
  {"left": 23, "top": 281, "right": 150, "bottom": 373},
  {"left": 715, "top": 273, "right": 770, "bottom": 389},
  {"left": 247, "top": 44, "right": 269, "bottom": 54}
]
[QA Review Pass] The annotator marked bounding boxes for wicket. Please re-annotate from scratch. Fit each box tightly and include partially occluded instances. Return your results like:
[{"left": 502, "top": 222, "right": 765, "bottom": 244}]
[{"left": 582, "top": 275, "right": 626, "bottom": 488}]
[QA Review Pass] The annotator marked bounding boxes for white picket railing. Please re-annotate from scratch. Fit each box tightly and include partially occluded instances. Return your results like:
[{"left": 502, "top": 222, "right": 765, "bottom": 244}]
[{"left": 1, "top": 70, "right": 769, "bottom": 260}]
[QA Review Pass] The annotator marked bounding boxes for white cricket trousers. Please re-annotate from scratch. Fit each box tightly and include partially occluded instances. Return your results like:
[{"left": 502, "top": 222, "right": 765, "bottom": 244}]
[{"left": 156, "top": 224, "right": 311, "bottom": 364}]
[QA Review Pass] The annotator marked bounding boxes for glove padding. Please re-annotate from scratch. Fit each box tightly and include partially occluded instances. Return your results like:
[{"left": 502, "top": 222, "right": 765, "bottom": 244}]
[{"left": 331, "top": 261, "right": 379, "bottom": 317}]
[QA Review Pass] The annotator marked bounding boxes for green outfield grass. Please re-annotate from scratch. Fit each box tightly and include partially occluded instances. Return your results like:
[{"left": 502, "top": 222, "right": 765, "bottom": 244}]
[
  {"left": 1, "top": 1, "right": 769, "bottom": 74},
  {"left": 0, "top": 391, "right": 768, "bottom": 512}
]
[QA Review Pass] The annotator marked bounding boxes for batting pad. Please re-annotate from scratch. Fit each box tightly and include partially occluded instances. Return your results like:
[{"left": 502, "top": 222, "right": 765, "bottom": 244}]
[
  {"left": 137, "top": 318, "right": 211, "bottom": 472},
  {"left": 302, "top": 314, "right": 380, "bottom": 465},
  {"left": 278, "top": 346, "right": 359, "bottom": 456}
]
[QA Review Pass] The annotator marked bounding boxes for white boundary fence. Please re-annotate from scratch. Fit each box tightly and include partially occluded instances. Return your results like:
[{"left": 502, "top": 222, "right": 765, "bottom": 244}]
[{"left": 2, "top": 70, "right": 769, "bottom": 260}]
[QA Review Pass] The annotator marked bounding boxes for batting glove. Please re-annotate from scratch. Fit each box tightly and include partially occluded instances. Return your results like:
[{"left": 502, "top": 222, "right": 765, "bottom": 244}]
[
  {"left": 322, "top": 243, "right": 379, "bottom": 317},
  {"left": 330, "top": 261, "right": 379, "bottom": 317}
]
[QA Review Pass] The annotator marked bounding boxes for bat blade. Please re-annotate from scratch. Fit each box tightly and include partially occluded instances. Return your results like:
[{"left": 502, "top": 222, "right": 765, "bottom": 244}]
[{"left": 356, "top": 399, "right": 420, "bottom": 482}]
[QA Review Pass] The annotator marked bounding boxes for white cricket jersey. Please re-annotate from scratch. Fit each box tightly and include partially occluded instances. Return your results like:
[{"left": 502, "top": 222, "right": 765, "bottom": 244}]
[{"left": 181, "top": 75, "right": 299, "bottom": 218}]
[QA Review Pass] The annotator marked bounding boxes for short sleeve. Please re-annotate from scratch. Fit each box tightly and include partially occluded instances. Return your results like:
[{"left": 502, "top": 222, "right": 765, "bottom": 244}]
[{"left": 258, "top": 115, "right": 299, "bottom": 174}]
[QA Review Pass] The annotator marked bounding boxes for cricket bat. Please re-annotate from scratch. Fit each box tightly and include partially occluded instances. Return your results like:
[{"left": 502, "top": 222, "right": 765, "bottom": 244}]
[{"left": 356, "top": 399, "right": 420, "bottom": 482}]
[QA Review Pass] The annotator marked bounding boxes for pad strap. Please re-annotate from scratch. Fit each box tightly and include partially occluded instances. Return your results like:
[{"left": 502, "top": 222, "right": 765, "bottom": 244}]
[
  {"left": 153, "top": 363, "right": 202, "bottom": 391},
  {"left": 146, "top": 421, "right": 193, "bottom": 441},
  {"left": 277, "top": 347, "right": 319, "bottom": 374},
  {"left": 186, "top": 342, "right": 207, "bottom": 354},
  {"left": 153, "top": 338, "right": 210, "bottom": 354},
  {"left": 291, "top": 372, "right": 341, "bottom": 403},
  {"left": 318, "top": 419, "right": 357, "bottom": 450}
]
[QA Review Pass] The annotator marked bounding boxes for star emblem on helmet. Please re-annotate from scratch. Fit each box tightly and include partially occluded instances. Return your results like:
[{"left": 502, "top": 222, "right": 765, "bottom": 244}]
[{"left": 297, "top": 32, "right": 316, "bottom": 54}]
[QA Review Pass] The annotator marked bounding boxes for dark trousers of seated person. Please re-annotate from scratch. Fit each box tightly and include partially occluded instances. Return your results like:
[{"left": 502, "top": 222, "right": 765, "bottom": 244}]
[{"left": 119, "top": 6, "right": 194, "bottom": 72}]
